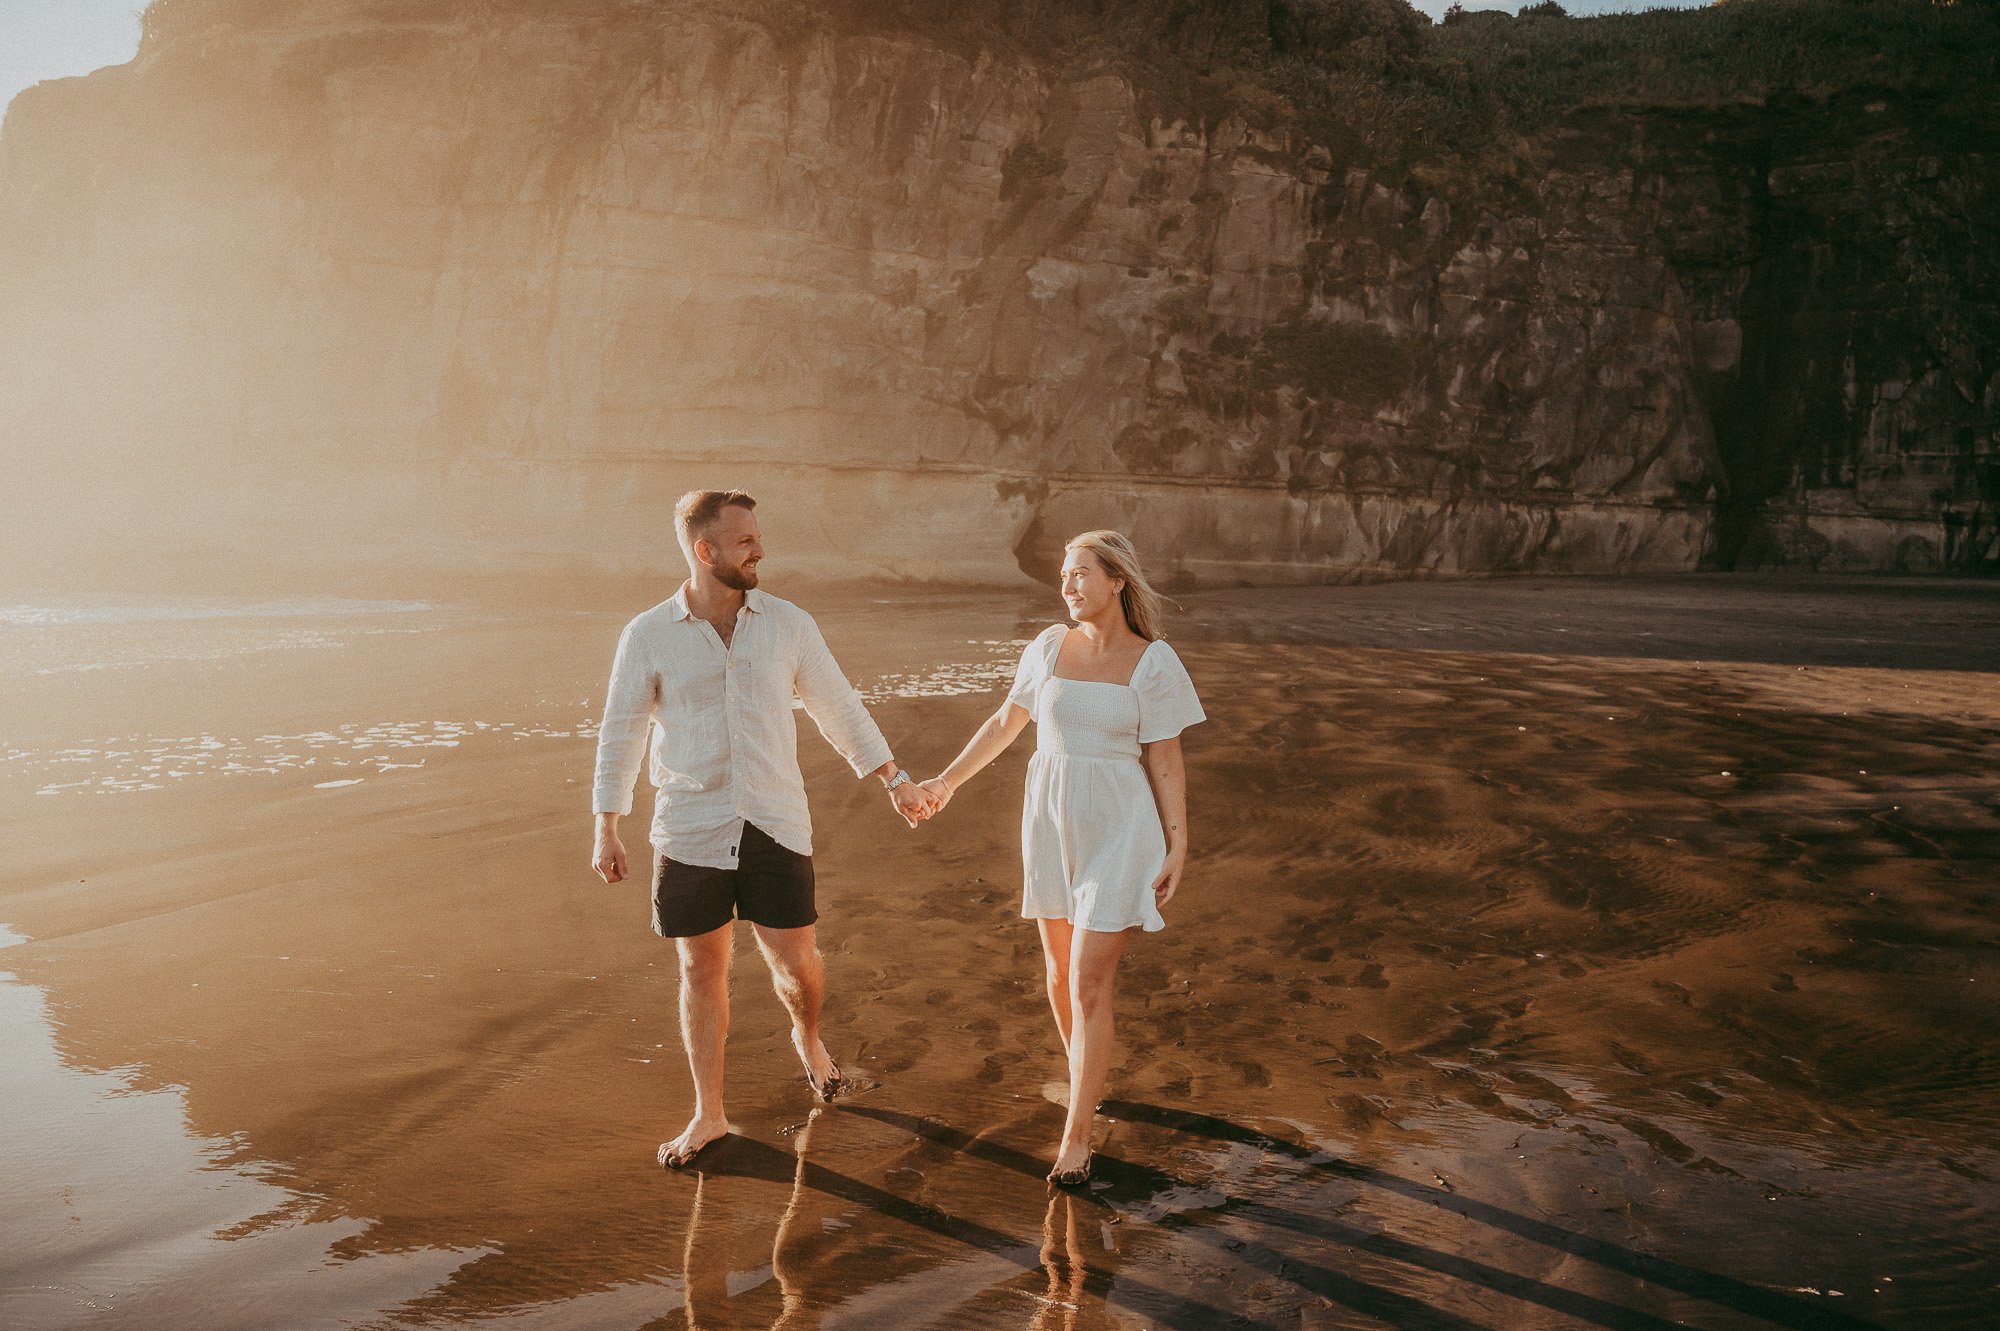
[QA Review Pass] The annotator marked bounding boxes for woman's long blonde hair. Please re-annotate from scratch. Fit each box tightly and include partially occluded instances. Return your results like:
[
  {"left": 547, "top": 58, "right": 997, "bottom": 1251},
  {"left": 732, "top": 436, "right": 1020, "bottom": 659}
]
[{"left": 1067, "top": 530, "right": 1166, "bottom": 641}]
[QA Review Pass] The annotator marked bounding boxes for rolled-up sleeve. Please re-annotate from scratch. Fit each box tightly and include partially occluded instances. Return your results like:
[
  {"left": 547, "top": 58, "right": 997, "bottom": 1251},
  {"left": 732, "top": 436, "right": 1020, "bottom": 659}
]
[
  {"left": 793, "top": 616, "right": 893, "bottom": 778},
  {"left": 592, "top": 621, "right": 659, "bottom": 815}
]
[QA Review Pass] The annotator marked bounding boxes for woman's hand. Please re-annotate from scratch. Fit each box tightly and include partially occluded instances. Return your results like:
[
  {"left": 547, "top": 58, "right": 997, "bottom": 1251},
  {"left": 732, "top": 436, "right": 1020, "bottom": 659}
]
[
  {"left": 890, "top": 780, "right": 938, "bottom": 827},
  {"left": 918, "top": 777, "right": 953, "bottom": 817},
  {"left": 1151, "top": 847, "right": 1185, "bottom": 909}
]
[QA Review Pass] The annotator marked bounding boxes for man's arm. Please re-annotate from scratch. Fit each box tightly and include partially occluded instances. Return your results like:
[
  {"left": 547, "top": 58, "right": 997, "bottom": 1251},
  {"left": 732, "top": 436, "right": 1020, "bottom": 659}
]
[
  {"left": 594, "top": 811, "right": 629, "bottom": 884},
  {"left": 591, "top": 622, "right": 658, "bottom": 883},
  {"left": 792, "top": 615, "right": 935, "bottom": 826}
]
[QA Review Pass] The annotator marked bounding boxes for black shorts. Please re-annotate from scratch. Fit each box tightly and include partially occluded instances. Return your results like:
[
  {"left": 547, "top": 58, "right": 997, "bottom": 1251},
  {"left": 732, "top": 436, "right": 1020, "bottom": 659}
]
[{"left": 651, "top": 822, "right": 817, "bottom": 937}]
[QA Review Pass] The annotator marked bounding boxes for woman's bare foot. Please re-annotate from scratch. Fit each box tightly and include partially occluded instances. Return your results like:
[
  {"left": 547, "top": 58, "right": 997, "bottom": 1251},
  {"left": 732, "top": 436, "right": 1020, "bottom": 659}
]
[
  {"left": 1047, "top": 1139, "right": 1092, "bottom": 1186},
  {"left": 658, "top": 1114, "right": 729, "bottom": 1169},
  {"left": 791, "top": 1030, "right": 845, "bottom": 1102}
]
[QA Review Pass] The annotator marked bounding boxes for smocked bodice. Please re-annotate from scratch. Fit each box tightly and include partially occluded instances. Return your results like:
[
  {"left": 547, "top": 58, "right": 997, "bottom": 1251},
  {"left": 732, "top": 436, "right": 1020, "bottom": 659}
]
[{"left": 1034, "top": 676, "right": 1144, "bottom": 762}]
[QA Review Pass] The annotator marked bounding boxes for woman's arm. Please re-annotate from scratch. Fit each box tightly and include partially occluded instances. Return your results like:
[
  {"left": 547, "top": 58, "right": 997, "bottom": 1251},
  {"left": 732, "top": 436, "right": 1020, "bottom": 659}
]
[
  {"left": 1141, "top": 735, "right": 1188, "bottom": 906},
  {"left": 922, "top": 701, "right": 1031, "bottom": 806}
]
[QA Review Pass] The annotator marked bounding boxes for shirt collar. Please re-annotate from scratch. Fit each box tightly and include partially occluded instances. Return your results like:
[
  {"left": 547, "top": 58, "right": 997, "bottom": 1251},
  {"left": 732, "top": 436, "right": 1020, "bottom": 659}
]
[{"left": 666, "top": 583, "right": 763, "bottom": 621}]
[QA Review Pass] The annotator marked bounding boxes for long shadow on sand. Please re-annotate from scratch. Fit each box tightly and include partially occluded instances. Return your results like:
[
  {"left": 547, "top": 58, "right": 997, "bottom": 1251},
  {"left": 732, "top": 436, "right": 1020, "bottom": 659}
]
[
  {"left": 1096, "top": 1101, "right": 1881, "bottom": 1331},
  {"left": 782, "top": 1103, "right": 1880, "bottom": 1331},
  {"left": 680, "top": 1131, "right": 1291, "bottom": 1331}
]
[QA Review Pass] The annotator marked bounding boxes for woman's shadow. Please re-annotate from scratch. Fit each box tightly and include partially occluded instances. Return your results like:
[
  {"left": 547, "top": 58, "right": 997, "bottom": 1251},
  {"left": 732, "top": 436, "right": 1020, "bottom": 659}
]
[{"left": 672, "top": 1101, "right": 1880, "bottom": 1331}]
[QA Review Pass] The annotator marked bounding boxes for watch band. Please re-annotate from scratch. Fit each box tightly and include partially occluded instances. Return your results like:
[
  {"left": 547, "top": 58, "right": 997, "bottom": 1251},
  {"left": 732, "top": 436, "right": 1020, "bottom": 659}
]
[{"left": 885, "top": 768, "right": 912, "bottom": 792}]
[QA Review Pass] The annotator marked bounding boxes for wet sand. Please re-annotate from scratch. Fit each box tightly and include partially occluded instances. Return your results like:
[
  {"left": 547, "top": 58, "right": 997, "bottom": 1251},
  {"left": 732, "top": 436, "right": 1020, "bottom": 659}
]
[{"left": 2, "top": 574, "right": 1997, "bottom": 1329}]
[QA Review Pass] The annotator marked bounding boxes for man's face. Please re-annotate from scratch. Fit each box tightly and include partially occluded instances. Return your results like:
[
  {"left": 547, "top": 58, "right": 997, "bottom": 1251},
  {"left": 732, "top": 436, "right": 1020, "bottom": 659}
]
[{"left": 700, "top": 506, "right": 764, "bottom": 591}]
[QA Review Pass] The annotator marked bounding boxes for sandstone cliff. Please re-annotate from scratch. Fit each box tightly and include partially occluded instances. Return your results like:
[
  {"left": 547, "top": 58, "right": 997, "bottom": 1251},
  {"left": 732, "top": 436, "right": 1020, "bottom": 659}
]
[{"left": 1, "top": 0, "right": 1994, "bottom": 586}]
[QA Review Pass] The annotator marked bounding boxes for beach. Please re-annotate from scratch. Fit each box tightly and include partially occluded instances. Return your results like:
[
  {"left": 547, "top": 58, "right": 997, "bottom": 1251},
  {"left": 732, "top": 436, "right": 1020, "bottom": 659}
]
[{"left": 2, "top": 573, "right": 1997, "bottom": 1329}]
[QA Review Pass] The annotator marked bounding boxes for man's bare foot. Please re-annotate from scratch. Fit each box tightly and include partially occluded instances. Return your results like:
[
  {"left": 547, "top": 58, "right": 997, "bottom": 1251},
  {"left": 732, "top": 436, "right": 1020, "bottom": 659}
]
[
  {"left": 791, "top": 1029, "right": 845, "bottom": 1102},
  {"left": 1048, "top": 1139, "right": 1092, "bottom": 1187},
  {"left": 658, "top": 1115, "right": 729, "bottom": 1169}
]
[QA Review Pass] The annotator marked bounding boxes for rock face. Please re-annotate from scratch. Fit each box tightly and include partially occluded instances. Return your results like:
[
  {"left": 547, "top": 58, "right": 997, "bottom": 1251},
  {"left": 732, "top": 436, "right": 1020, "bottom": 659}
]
[{"left": 1, "top": 2, "right": 1994, "bottom": 585}]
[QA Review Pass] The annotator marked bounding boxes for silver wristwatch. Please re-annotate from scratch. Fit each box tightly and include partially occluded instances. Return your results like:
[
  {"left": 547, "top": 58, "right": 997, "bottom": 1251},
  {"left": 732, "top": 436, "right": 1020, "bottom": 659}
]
[{"left": 885, "top": 768, "right": 912, "bottom": 792}]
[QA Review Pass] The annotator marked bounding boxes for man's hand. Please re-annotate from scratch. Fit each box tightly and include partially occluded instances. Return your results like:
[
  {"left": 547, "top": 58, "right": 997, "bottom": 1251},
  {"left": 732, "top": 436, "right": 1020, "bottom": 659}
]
[
  {"left": 593, "top": 818, "right": 629, "bottom": 883},
  {"left": 890, "top": 780, "right": 937, "bottom": 828}
]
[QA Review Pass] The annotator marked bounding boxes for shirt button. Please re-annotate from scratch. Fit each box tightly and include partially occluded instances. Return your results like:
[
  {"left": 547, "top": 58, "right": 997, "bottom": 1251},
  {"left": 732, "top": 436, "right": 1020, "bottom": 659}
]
[{"left": 729, "top": 846, "right": 737, "bottom": 856}]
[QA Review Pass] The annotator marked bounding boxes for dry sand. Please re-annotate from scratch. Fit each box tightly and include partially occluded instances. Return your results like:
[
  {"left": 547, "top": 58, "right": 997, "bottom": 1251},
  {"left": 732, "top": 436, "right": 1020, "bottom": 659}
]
[{"left": 2, "top": 574, "right": 1997, "bottom": 1329}]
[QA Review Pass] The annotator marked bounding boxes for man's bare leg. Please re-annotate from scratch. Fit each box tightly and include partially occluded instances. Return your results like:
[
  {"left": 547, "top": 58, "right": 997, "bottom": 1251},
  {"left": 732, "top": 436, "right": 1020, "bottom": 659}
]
[
  {"left": 1053, "top": 926, "right": 1130, "bottom": 1179},
  {"left": 753, "top": 923, "right": 839, "bottom": 1096},
  {"left": 660, "top": 923, "right": 733, "bottom": 1167},
  {"left": 1035, "top": 918, "right": 1077, "bottom": 1054}
]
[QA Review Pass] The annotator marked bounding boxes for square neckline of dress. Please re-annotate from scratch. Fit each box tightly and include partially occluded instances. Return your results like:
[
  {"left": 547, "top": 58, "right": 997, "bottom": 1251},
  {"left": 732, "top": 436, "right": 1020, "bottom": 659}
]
[{"left": 1047, "top": 626, "right": 1159, "bottom": 689}]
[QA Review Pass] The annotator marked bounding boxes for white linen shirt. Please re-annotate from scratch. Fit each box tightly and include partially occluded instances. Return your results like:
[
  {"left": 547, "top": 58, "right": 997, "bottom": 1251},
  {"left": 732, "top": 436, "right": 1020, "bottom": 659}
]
[{"left": 591, "top": 586, "right": 894, "bottom": 869}]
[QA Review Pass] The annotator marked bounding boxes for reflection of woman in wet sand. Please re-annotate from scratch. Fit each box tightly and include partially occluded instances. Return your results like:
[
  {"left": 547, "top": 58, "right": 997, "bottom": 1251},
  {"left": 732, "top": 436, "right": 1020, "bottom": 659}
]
[
  {"left": 1032, "top": 1191, "right": 1090, "bottom": 1331},
  {"left": 921, "top": 531, "right": 1205, "bottom": 1184}
]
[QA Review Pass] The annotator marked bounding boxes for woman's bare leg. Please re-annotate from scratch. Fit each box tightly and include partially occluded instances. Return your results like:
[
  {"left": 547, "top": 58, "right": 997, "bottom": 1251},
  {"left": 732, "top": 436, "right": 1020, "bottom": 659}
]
[
  {"left": 1054, "top": 926, "right": 1130, "bottom": 1176},
  {"left": 1035, "top": 917, "right": 1076, "bottom": 1054}
]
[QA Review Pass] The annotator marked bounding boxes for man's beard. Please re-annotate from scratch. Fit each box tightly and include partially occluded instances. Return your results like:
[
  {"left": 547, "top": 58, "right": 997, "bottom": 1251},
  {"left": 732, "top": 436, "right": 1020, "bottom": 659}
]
[{"left": 714, "top": 561, "right": 759, "bottom": 592}]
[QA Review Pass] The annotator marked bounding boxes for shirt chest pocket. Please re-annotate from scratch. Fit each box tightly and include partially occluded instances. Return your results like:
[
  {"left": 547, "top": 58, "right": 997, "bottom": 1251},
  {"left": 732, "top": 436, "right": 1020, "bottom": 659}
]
[{"left": 731, "top": 653, "right": 797, "bottom": 709}]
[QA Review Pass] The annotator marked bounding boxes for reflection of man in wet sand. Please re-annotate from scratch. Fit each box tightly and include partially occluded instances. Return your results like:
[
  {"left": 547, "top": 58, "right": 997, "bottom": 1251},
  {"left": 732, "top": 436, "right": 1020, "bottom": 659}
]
[
  {"left": 679, "top": 1110, "right": 834, "bottom": 1329},
  {"left": 590, "top": 489, "right": 938, "bottom": 1167}
]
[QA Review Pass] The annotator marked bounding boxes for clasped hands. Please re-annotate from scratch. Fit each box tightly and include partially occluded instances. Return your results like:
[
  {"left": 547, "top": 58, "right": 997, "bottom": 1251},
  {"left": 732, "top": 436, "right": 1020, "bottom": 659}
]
[{"left": 887, "top": 776, "right": 956, "bottom": 828}]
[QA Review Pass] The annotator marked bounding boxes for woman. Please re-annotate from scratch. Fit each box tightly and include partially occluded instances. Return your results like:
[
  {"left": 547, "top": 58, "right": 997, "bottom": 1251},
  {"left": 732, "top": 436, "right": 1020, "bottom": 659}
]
[{"left": 921, "top": 531, "right": 1204, "bottom": 1184}]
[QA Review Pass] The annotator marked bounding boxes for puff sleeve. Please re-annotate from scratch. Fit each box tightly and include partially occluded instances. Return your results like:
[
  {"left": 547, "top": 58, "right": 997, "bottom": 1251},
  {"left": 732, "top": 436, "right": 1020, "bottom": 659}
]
[
  {"left": 1135, "top": 641, "right": 1205, "bottom": 743},
  {"left": 1007, "top": 625, "right": 1064, "bottom": 716}
]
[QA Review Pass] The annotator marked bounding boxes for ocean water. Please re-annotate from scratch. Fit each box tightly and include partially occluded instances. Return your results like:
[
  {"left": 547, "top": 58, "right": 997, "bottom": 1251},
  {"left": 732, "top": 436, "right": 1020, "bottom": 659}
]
[
  {"left": 0, "top": 591, "right": 1034, "bottom": 798},
  {"left": 0, "top": 597, "right": 438, "bottom": 678},
  {"left": 0, "top": 598, "right": 436, "bottom": 628}
]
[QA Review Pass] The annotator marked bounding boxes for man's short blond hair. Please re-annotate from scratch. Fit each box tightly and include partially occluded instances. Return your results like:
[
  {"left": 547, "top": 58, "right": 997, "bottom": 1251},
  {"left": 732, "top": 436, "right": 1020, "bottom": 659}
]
[{"left": 674, "top": 489, "right": 757, "bottom": 562}]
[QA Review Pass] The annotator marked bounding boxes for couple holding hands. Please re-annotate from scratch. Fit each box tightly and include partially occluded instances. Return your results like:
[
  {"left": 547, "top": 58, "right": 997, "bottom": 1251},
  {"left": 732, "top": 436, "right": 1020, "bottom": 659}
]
[{"left": 590, "top": 490, "right": 1203, "bottom": 1184}]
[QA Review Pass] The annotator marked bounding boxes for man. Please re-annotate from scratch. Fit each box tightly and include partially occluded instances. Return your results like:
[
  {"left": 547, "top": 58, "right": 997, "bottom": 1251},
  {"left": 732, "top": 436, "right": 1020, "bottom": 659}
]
[{"left": 591, "top": 489, "right": 937, "bottom": 1168}]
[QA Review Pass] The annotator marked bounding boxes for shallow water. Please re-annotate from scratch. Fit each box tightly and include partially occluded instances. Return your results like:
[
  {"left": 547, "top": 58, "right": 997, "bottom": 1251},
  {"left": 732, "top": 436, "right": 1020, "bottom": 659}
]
[{"left": 2, "top": 574, "right": 1996, "bottom": 1329}]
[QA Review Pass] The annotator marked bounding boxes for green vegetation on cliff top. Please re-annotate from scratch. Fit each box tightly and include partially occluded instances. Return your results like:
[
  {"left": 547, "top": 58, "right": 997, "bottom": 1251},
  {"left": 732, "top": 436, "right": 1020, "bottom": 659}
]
[
  {"left": 140, "top": 0, "right": 2000, "bottom": 176},
  {"left": 818, "top": 0, "right": 1999, "bottom": 174}
]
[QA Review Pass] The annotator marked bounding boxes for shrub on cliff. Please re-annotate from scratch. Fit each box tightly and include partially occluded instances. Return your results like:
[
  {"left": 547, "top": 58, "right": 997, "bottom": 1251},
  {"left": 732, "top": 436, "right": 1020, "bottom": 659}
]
[
  {"left": 1427, "top": 0, "right": 1999, "bottom": 138},
  {"left": 140, "top": 0, "right": 2000, "bottom": 183},
  {"left": 835, "top": 0, "right": 1994, "bottom": 173}
]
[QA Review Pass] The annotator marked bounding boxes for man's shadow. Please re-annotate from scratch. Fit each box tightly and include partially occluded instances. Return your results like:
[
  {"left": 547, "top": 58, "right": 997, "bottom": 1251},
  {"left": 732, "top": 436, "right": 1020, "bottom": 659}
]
[{"left": 671, "top": 1102, "right": 1881, "bottom": 1331}]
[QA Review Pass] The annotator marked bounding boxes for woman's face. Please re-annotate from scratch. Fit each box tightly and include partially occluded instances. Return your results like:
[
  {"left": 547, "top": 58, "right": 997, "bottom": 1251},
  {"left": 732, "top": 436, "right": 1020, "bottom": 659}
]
[{"left": 1060, "top": 548, "right": 1123, "bottom": 623}]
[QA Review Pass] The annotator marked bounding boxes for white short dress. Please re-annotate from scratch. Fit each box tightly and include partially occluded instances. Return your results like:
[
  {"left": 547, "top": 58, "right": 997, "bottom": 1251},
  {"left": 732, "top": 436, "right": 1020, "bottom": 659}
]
[{"left": 1007, "top": 624, "right": 1207, "bottom": 933}]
